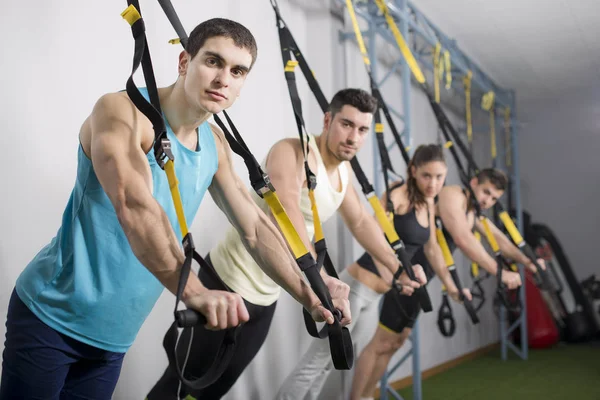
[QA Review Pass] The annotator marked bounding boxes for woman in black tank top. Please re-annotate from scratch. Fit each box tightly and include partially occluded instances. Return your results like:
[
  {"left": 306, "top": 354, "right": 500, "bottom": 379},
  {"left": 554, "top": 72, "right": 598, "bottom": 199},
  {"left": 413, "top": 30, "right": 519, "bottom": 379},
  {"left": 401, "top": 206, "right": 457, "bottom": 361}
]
[{"left": 349, "top": 144, "right": 470, "bottom": 400}]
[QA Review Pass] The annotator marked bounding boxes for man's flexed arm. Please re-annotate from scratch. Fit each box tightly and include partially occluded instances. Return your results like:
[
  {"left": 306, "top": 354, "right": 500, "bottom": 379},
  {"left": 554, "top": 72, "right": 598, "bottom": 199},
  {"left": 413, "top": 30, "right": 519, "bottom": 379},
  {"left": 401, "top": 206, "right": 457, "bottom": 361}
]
[
  {"left": 438, "top": 187, "right": 522, "bottom": 289},
  {"left": 207, "top": 128, "right": 349, "bottom": 326},
  {"left": 88, "top": 93, "right": 245, "bottom": 330},
  {"left": 437, "top": 187, "right": 498, "bottom": 275},
  {"left": 475, "top": 217, "right": 544, "bottom": 273}
]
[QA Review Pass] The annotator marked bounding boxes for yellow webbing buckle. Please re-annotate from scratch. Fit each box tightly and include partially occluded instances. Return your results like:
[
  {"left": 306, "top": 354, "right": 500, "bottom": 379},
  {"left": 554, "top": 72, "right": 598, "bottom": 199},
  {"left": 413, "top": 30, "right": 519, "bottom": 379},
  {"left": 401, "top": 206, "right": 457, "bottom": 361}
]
[
  {"left": 169, "top": 38, "right": 181, "bottom": 45},
  {"left": 285, "top": 60, "right": 299, "bottom": 72},
  {"left": 375, "top": 123, "right": 384, "bottom": 133},
  {"left": 444, "top": 141, "right": 453, "bottom": 149},
  {"left": 121, "top": 4, "right": 141, "bottom": 26}
]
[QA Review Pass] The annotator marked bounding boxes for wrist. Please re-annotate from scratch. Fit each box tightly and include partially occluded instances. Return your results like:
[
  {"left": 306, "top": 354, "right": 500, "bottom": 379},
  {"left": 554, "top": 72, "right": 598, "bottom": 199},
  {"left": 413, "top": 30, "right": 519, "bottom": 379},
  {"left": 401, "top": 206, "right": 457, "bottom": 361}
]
[{"left": 182, "top": 276, "right": 207, "bottom": 306}]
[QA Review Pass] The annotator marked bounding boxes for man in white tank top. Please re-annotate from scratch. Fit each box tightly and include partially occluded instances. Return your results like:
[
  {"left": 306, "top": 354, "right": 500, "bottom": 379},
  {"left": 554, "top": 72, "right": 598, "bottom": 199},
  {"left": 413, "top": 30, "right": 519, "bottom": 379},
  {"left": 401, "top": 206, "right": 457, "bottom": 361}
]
[{"left": 148, "top": 89, "right": 427, "bottom": 400}]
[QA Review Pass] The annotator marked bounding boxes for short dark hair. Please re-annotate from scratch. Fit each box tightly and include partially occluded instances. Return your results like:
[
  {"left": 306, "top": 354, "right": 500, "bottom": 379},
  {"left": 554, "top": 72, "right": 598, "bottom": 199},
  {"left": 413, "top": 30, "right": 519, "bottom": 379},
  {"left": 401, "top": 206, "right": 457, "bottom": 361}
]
[
  {"left": 476, "top": 168, "right": 508, "bottom": 191},
  {"left": 186, "top": 18, "right": 258, "bottom": 69},
  {"left": 328, "top": 88, "right": 378, "bottom": 118}
]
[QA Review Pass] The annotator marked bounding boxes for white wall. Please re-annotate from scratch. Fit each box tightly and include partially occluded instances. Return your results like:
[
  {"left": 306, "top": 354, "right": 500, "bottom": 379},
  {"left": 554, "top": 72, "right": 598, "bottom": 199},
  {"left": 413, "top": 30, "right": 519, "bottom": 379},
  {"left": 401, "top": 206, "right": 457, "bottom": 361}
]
[
  {"left": 0, "top": 1, "right": 501, "bottom": 399},
  {"left": 518, "top": 84, "right": 600, "bottom": 282}
]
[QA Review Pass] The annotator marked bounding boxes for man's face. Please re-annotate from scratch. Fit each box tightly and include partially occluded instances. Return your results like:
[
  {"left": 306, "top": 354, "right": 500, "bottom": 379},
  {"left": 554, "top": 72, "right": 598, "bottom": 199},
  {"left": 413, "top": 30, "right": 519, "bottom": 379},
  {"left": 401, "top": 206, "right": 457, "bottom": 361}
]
[
  {"left": 471, "top": 178, "right": 504, "bottom": 210},
  {"left": 179, "top": 36, "right": 253, "bottom": 114},
  {"left": 323, "top": 105, "right": 372, "bottom": 161},
  {"left": 411, "top": 161, "right": 447, "bottom": 199}
]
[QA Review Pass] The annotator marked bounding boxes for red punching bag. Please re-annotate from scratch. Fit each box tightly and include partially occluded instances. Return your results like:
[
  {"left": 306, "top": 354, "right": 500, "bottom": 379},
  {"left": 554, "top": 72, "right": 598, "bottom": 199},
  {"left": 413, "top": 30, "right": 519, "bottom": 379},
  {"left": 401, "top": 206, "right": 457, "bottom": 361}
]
[{"left": 525, "top": 270, "right": 559, "bottom": 348}]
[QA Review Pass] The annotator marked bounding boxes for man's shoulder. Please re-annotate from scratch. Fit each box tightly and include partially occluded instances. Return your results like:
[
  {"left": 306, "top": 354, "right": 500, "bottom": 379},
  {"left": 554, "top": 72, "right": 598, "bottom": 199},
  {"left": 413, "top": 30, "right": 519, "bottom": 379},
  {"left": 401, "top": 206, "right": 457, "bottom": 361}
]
[{"left": 438, "top": 185, "right": 466, "bottom": 205}]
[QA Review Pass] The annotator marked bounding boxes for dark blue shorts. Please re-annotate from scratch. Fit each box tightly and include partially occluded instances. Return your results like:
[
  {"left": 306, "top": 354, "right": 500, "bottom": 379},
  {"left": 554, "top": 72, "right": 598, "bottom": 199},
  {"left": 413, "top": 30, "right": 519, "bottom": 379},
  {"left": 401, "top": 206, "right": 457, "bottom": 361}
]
[{"left": 1, "top": 289, "right": 125, "bottom": 400}]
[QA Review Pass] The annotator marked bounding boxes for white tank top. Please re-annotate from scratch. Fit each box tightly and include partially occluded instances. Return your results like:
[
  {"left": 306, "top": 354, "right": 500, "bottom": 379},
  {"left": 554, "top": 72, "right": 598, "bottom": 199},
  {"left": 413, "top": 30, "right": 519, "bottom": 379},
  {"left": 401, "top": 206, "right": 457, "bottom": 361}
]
[{"left": 209, "top": 134, "right": 349, "bottom": 306}]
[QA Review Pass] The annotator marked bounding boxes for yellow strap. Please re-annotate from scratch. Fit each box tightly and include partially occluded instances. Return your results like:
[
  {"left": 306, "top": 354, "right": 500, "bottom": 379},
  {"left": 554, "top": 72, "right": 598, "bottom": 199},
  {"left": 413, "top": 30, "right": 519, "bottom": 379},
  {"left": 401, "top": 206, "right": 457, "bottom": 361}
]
[
  {"left": 373, "top": 0, "right": 426, "bottom": 84},
  {"left": 463, "top": 71, "right": 473, "bottom": 143},
  {"left": 436, "top": 228, "right": 455, "bottom": 267},
  {"left": 164, "top": 160, "right": 189, "bottom": 237},
  {"left": 308, "top": 190, "right": 325, "bottom": 242},
  {"left": 121, "top": 4, "right": 141, "bottom": 26},
  {"left": 499, "top": 211, "right": 524, "bottom": 245},
  {"left": 436, "top": 227, "right": 455, "bottom": 294},
  {"left": 345, "top": 0, "right": 370, "bottom": 66},
  {"left": 490, "top": 108, "right": 496, "bottom": 159},
  {"left": 263, "top": 191, "right": 312, "bottom": 259},
  {"left": 444, "top": 50, "right": 452, "bottom": 89},
  {"left": 285, "top": 60, "right": 299, "bottom": 72},
  {"left": 481, "top": 91, "right": 496, "bottom": 159},
  {"left": 368, "top": 195, "right": 401, "bottom": 244},
  {"left": 471, "top": 231, "right": 481, "bottom": 277},
  {"left": 433, "top": 43, "right": 441, "bottom": 103},
  {"left": 504, "top": 107, "right": 512, "bottom": 166},
  {"left": 480, "top": 217, "right": 500, "bottom": 252}
]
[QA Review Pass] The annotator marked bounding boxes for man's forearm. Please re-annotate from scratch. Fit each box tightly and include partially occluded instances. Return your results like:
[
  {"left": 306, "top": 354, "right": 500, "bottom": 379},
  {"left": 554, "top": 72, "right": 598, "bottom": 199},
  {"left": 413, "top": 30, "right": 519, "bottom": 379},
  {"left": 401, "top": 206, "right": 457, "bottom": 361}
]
[
  {"left": 455, "top": 234, "right": 498, "bottom": 275},
  {"left": 242, "top": 212, "right": 319, "bottom": 310},
  {"left": 496, "top": 233, "right": 528, "bottom": 264},
  {"left": 118, "top": 198, "right": 205, "bottom": 302}
]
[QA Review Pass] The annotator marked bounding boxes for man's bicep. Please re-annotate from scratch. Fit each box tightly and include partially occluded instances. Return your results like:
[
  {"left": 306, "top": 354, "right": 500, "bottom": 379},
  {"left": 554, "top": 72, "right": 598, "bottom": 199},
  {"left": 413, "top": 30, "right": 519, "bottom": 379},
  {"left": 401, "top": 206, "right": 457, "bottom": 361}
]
[
  {"left": 207, "top": 125, "right": 259, "bottom": 226},
  {"left": 339, "top": 184, "right": 368, "bottom": 228},
  {"left": 89, "top": 94, "right": 153, "bottom": 212},
  {"left": 438, "top": 191, "right": 471, "bottom": 239}
]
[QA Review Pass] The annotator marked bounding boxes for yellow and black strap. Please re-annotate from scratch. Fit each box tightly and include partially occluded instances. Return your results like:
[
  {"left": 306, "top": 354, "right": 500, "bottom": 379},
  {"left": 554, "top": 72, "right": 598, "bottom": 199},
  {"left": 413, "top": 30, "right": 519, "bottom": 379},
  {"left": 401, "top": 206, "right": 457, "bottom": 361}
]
[
  {"left": 121, "top": 1, "right": 240, "bottom": 390},
  {"left": 345, "top": 0, "right": 433, "bottom": 313}
]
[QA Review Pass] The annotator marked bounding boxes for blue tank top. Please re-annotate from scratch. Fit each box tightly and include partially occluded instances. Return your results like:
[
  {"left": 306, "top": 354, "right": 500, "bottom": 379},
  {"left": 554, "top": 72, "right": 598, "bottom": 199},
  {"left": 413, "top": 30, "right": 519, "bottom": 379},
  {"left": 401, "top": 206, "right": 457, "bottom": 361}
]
[{"left": 15, "top": 88, "right": 218, "bottom": 353}]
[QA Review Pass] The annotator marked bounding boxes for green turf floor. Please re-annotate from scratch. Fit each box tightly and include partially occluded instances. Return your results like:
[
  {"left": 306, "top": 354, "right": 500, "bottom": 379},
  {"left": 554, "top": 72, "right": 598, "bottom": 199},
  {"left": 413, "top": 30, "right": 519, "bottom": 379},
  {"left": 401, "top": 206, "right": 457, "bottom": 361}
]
[{"left": 395, "top": 342, "right": 600, "bottom": 400}]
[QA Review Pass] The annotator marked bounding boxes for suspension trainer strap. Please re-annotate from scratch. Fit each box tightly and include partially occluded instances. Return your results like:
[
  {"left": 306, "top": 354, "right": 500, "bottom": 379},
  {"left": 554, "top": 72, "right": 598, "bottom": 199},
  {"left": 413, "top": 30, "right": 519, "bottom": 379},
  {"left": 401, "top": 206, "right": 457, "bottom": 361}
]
[
  {"left": 270, "top": 1, "right": 354, "bottom": 369},
  {"left": 345, "top": 0, "right": 432, "bottom": 312},
  {"left": 121, "top": 1, "right": 239, "bottom": 390},
  {"left": 435, "top": 218, "right": 480, "bottom": 324}
]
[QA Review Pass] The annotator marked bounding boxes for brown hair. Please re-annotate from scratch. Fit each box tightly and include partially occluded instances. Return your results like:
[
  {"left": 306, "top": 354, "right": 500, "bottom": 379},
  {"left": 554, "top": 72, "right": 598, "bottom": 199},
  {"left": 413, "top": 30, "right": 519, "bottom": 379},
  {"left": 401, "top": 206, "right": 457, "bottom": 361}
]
[
  {"left": 476, "top": 168, "right": 508, "bottom": 191},
  {"left": 187, "top": 18, "right": 258, "bottom": 69},
  {"left": 406, "top": 144, "right": 446, "bottom": 208},
  {"left": 328, "top": 88, "right": 378, "bottom": 118}
]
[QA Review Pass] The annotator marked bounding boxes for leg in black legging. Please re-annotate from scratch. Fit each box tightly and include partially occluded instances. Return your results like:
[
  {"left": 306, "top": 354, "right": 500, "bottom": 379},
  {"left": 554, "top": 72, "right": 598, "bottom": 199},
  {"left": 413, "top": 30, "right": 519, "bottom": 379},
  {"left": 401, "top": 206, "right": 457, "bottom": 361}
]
[{"left": 146, "top": 254, "right": 277, "bottom": 400}]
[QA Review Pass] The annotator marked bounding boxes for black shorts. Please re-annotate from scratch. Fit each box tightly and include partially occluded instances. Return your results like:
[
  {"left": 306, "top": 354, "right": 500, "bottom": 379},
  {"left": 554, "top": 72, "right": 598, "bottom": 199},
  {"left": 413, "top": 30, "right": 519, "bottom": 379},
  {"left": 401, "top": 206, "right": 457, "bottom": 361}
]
[{"left": 379, "top": 248, "right": 435, "bottom": 333}]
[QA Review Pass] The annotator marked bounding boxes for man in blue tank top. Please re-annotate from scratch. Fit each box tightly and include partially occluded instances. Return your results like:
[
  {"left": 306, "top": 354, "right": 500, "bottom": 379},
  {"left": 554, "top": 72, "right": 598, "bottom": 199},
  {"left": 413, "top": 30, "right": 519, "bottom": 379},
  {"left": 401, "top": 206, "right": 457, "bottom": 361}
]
[{"left": 0, "top": 18, "right": 352, "bottom": 399}]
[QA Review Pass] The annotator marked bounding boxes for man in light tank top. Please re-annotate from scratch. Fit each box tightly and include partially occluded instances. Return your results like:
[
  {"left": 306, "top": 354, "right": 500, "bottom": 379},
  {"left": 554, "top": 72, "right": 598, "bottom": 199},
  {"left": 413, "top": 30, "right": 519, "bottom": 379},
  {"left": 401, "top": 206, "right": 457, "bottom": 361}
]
[
  {"left": 1, "top": 18, "right": 352, "bottom": 399},
  {"left": 147, "top": 88, "right": 427, "bottom": 400}
]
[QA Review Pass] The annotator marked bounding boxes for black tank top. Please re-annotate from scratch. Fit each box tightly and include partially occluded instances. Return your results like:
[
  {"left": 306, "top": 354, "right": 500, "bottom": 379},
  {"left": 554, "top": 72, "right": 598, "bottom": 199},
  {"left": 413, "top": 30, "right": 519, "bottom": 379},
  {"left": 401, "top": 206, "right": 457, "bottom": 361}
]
[{"left": 356, "top": 182, "right": 430, "bottom": 276}]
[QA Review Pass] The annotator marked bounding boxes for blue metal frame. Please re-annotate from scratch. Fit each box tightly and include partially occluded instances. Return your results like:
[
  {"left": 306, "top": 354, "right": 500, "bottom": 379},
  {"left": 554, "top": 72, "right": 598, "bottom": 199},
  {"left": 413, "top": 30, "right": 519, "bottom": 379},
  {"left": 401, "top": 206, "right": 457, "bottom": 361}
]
[{"left": 335, "top": 0, "right": 528, "bottom": 398}]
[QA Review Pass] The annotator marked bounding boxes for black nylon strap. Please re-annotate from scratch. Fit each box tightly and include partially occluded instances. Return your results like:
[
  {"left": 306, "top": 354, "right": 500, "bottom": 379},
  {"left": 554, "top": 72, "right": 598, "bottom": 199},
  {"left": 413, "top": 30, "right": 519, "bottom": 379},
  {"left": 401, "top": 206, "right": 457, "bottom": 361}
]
[
  {"left": 271, "top": 0, "right": 353, "bottom": 370},
  {"left": 123, "top": 0, "right": 242, "bottom": 390},
  {"left": 437, "top": 294, "right": 456, "bottom": 337},
  {"left": 449, "top": 268, "right": 480, "bottom": 324}
]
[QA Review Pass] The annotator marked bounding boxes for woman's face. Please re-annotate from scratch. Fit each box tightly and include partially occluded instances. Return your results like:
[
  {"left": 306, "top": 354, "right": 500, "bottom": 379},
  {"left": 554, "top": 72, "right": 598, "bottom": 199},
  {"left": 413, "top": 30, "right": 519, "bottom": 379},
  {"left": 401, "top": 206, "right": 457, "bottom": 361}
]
[{"left": 412, "top": 161, "right": 448, "bottom": 199}]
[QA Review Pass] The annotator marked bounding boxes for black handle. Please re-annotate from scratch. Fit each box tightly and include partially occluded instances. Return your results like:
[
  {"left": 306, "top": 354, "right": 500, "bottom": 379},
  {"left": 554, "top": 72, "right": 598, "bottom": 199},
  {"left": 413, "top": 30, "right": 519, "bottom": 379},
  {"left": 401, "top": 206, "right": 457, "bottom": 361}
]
[
  {"left": 437, "top": 294, "right": 456, "bottom": 337},
  {"left": 175, "top": 309, "right": 207, "bottom": 328},
  {"left": 449, "top": 269, "right": 480, "bottom": 324},
  {"left": 394, "top": 245, "right": 432, "bottom": 312},
  {"left": 523, "top": 244, "right": 554, "bottom": 292}
]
